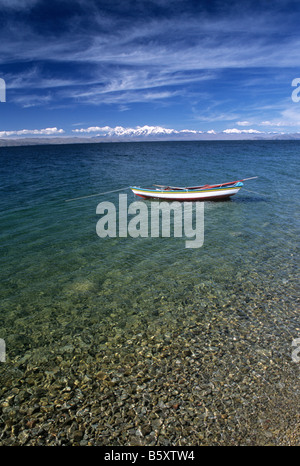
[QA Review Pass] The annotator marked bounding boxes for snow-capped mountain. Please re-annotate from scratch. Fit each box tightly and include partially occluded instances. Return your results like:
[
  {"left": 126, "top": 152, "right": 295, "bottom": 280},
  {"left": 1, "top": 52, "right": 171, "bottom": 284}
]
[{"left": 73, "top": 125, "right": 202, "bottom": 138}]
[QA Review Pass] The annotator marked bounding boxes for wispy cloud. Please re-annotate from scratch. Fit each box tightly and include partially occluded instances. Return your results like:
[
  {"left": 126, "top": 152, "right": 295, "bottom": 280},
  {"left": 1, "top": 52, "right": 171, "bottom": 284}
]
[
  {"left": 236, "top": 121, "right": 252, "bottom": 126},
  {"left": 0, "top": 0, "right": 38, "bottom": 9},
  {"left": 6, "top": 67, "right": 79, "bottom": 90},
  {"left": 67, "top": 87, "right": 181, "bottom": 106},
  {"left": 11, "top": 93, "right": 53, "bottom": 108},
  {"left": 2, "top": 5, "right": 299, "bottom": 71},
  {"left": 260, "top": 106, "right": 300, "bottom": 128},
  {"left": 0, "top": 127, "right": 64, "bottom": 137},
  {"left": 1, "top": 1, "right": 300, "bottom": 130}
]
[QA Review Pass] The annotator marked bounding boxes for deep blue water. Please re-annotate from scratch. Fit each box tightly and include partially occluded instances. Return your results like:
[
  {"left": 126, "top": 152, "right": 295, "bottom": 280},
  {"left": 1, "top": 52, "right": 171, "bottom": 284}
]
[
  {"left": 0, "top": 140, "right": 299, "bottom": 445},
  {"left": 0, "top": 140, "right": 299, "bottom": 356}
]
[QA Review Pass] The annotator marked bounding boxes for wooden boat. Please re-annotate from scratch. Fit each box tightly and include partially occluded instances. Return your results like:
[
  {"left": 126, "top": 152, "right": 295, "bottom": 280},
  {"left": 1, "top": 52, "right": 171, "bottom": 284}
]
[{"left": 130, "top": 177, "right": 257, "bottom": 201}]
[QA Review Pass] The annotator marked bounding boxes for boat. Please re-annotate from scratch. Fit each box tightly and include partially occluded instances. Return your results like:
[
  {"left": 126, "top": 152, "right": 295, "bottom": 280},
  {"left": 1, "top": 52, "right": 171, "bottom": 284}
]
[{"left": 130, "top": 177, "right": 257, "bottom": 201}]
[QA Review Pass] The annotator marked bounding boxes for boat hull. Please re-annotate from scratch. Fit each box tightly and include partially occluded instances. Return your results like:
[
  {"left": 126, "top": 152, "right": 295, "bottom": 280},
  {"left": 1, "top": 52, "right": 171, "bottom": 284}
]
[{"left": 130, "top": 183, "right": 243, "bottom": 201}]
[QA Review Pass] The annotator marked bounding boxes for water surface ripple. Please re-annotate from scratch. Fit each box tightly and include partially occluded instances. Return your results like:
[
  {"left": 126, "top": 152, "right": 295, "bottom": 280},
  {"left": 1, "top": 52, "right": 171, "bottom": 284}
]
[{"left": 0, "top": 141, "right": 299, "bottom": 445}]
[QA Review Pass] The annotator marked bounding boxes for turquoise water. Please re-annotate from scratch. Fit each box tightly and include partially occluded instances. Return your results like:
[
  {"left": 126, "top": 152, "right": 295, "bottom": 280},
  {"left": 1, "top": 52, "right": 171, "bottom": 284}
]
[{"left": 0, "top": 141, "right": 299, "bottom": 445}]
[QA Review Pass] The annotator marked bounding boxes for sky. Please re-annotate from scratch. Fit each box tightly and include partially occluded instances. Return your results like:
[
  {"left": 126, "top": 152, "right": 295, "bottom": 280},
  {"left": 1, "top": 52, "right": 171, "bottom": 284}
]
[{"left": 0, "top": 0, "right": 300, "bottom": 140}]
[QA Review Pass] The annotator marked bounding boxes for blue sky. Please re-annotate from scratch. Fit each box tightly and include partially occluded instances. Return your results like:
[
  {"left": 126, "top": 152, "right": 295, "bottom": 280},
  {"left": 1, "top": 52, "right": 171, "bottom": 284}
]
[{"left": 0, "top": 0, "right": 300, "bottom": 139}]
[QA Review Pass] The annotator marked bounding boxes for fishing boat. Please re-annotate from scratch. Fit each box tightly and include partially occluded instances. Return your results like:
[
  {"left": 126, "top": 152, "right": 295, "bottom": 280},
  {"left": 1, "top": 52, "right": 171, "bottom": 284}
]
[{"left": 130, "top": 177, "right": 257, "bottom": 201}]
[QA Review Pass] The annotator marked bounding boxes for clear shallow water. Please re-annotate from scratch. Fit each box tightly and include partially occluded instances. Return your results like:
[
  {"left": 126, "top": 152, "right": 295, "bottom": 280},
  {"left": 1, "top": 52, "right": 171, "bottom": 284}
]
[{"left": 0, "top": 141, "right": 299, "bottom": 445}]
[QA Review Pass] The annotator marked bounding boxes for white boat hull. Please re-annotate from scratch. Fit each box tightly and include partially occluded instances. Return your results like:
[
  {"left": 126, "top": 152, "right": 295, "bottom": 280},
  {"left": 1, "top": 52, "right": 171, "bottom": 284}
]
[{"left": 131, "top": 184, "right": 243, "bottom": 201}]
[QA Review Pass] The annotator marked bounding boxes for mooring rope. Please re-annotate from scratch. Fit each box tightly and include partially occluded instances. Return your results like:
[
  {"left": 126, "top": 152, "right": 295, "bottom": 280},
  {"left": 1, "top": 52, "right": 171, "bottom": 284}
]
[
  {"left": 242, "top": 188, "right": 269, "bottom": 197},
  {"left": 65, "top": 184, "right": 267, "bottom": 202},
  {"left": 65, "top": 186, "right": 131, "bottom": 202}
]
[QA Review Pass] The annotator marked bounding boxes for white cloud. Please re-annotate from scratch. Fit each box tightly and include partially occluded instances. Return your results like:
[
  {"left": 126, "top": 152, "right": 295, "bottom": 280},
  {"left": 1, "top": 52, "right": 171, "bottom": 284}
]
[
  {"left": 1, "top": 7, "right": 300, "bottom": 91},
  {"left": 1, "top": 3, "right": 299, "bottom": 124},
  {"left": 1, "top": 123, "right": 298, "bottom": 141},
  {"left": 261, "top": 120, "right": 284, "bottom": 127},
  {"left": 54, "top": 12, "right": 300, "bottom": 73},
  {"left": 0, "top": 127, "right": 65, "bottom": 137},
  {"left": 7, "top": 68, "right": 79, "bottom": 90},
  {"left": 72, "top": 125, "right": 202, "bottom": 137},
  {"left": 260, "top": 107, "right": 300, "bottom": 128},
  {"left": 11, "top": 93, "right": 53, "bottom": 108},
  {"left": 223, "top": 128, "right": 262, "bottom": 134},
  {"left": 236, "top": 121, "right": 251, "bottom": 126},
  {"left": 180, "top": 129, "right": 200, "bottom": 134},
  {"left": 65, "top": 85, "right": 182, "bottom": 106}
]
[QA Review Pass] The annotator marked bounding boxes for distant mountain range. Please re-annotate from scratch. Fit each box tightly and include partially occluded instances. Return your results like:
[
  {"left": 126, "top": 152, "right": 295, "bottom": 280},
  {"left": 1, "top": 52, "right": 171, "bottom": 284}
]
[{"left": 1, "top": 125, "right": 300, "bottom": 147}]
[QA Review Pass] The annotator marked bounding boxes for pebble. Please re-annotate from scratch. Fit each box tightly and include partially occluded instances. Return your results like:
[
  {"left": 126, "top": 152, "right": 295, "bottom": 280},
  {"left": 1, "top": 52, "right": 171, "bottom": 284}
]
[{"left": 0, "top": 270, "right": 299, "bottom": 446}]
